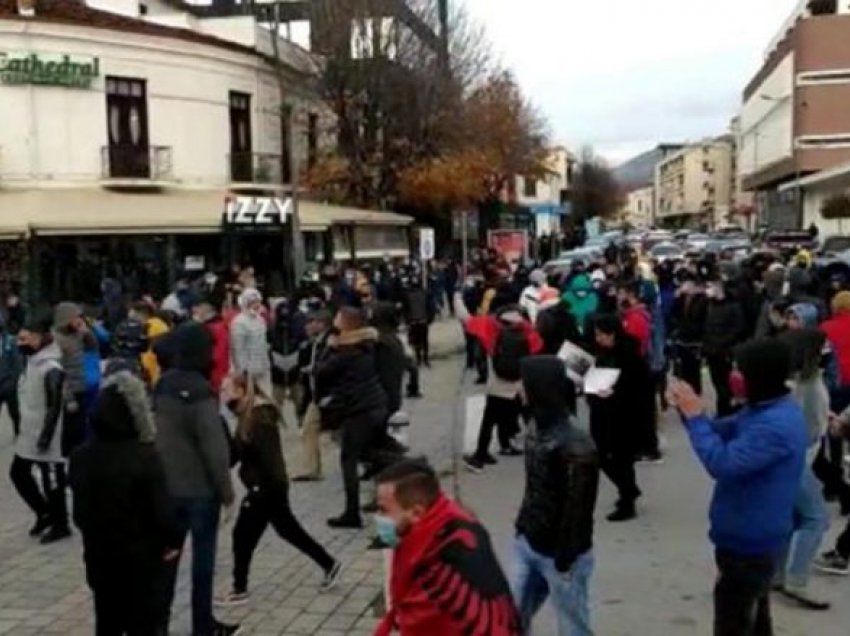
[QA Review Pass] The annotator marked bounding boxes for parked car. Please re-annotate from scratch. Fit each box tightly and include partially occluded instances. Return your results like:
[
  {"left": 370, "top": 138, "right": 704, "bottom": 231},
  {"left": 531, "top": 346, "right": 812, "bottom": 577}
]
[
  {"left": 642, "top": 230, "right": 674, "bottom": 251},
  {"left": 763, "top": 230, "right": 818, "bottom": 257},
  {"left": 819, "top": 235, "right": 850, "bottom": 257},
  {"left": 685, "top": 233, "right": 712, "bottom": 252},
  {"left": 649, "top": 241, "right": 684, "bottom": 264}
]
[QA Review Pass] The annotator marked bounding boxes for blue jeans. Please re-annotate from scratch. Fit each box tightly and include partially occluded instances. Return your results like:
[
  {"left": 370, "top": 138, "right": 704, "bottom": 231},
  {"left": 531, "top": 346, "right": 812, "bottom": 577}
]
[
  {"left": 776, "top": 466, "right": 830, "bottom": 589},
  {"left": 511, "top": 535, "right": 594, "bottom": 636},
  {"left": 159, "top": 497, "right": 220, "bottom": 636}
]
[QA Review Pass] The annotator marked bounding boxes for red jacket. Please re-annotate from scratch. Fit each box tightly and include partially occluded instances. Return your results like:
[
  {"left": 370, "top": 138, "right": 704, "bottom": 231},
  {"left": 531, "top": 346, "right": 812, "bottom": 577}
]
[
  {"left": 375, "top": 495, "right": 520, "bottom": 636},
  {"left": 464, "top": 315, "right": 544, "bottom": 358},
  {"left": 822, "top": 313, "right": 850, "bottom": 385},
  {"left": 622, "top": 305, "right": 651, "bottom": 357},
  {"left": 205, "top": 317, "right": 230, "bottom": 393}
]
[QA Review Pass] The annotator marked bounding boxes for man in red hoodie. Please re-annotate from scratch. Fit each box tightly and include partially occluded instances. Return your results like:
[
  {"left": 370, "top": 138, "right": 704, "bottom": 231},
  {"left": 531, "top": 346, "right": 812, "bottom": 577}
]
[
  {"left": 374, "top": 460, "right": 520, "bottom": 636},
  {"left": 192, "top": 299, "right": 230, "bottom": 394},
  {"left": 618, "top": 281, "right": 651, "bottom": 357}
]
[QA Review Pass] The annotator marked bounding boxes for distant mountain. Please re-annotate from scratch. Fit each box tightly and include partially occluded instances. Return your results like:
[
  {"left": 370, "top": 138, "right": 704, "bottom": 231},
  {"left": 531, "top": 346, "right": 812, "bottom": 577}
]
[{"left": 613, "top": 144, "right": 684, "bottom": 191}]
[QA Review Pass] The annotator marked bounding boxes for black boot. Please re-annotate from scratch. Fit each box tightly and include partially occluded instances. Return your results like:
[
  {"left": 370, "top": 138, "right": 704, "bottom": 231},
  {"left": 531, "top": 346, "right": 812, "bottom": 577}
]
[
  {"left": 29, "top": 514, "right": 52, "bottom": 538},
  {"left": 607, "top": 501, "right": 637, "bottom": 522}
]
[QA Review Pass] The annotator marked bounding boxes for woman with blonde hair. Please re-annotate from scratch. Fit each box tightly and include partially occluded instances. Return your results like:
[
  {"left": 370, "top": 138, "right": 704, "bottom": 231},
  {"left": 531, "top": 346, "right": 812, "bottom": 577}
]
[{"left": 217, "top": 374, "right": 340, "bottom": 606}]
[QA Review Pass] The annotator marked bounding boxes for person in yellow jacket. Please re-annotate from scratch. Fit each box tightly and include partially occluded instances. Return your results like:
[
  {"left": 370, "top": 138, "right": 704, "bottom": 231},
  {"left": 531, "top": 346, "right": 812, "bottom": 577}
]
[{"left": 129, "top": 302, "right": 170, "bottom": 387}]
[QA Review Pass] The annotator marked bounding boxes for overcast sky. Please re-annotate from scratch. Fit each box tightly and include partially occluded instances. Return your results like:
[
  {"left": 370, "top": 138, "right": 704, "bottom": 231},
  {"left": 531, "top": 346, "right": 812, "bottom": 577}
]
[{"left": 463, "top": 0, "right": 800, "bottom": 165}]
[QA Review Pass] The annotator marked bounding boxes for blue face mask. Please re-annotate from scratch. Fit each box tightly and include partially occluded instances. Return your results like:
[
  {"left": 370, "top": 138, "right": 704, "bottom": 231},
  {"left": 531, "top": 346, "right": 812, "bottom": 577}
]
[{"left": 375, "top": 514, "right": 400, "bottom": 548}]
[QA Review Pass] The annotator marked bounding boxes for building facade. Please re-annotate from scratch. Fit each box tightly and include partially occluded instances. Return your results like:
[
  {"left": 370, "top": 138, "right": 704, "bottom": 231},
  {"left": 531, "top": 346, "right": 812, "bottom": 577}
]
[
  {"left": 515, "top": 146, "right": 574, "bottom": 237},
  {"left": 654, "top": 138, "right": 734, "bottom": 230},
  {"left": 738, "top": 0, "right": 850, "bottom": 230},
  {"left": 620, "top": 186, "right": 654, "bottom": 229},
  {"left": 0, "top": 0, "right": 412, "bottom": 303}
]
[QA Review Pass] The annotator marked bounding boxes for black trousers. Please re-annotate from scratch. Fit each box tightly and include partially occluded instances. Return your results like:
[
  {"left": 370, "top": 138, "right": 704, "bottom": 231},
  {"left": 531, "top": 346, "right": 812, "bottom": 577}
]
[
  {"left": 408, "top": 322, "right": 430, "bottom": 365},
  {"left": 340, "top": 411, "right": 385, "bottom": 518},
  {"left": 474, "top": 395, "right": 519, "bottom": 458},
  {"left": 674, "top": 344, "right": 703, "bottom": 394},
  {"left": 10, "top": 456, "right": 68, "bottom": 529},
  {"left": 61, "top": 390, "right": 89, "bottom": 457},
  {"left": 89, "top": 562, "right": 159, "bottom": 636},
  {"left": 590, "top": 421, "right": 640, "bottom": 505},
  {"left": 714, "top": 550, "right": 775, "bottom": 636},
  {"left": 0, "top": 392, "right": 20, "bottom": 437},
  {"left": 232, "top": 488, "right": 334, "bottom": 592},
  {"left": 835, "top": 517, "right": 850, "bottom": 559},
  {"left": 707, "top": 353, "right": 734, "bottom": 417}
]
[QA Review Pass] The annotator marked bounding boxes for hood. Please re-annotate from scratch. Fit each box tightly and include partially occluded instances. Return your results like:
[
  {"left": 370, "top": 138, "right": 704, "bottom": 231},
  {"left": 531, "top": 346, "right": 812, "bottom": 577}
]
[
  {"left": 520, "top": 356, "right": 574, "bottom": 422},
  {"left": 781, "top": 327, "right": 827, "bottom": 381},
  {"left": 32, "top": 341, "right": 62, "bottom": 365},
  {"left": 371, "top": 302, "right": 400, "bottom": 333},
  {"left": 763, "top": 268, "right": 785, "bottom": 301},
  {"left": 529, "top": 269, "right": 546, "bottom": 286},
  {"left": 566, "top": 273, "right": 593, "bottom": 293},
  {"left": 155, "top": 323, "right": 213, "bottom": 377},
  {"left": 734, "top": 338, "right": 791, "bottom": 404},
  {"left": 332, "top": 327, "right": 379, "bottom": 347},
  {"left": 91, "top": 370, "right": 156, "bottom": 442},
  {"left": 238, "top": 287, "right": 263, "bottom": 310},
  {"left": 788, "top": 302, "right": 819, "bottom": 329}
]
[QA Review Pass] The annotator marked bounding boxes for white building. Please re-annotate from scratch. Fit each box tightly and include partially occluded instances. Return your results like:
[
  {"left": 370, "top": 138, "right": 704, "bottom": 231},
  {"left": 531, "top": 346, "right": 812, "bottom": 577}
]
[
  {"left": 516, "top": 146, "right": 573, "bottom": 237},
  {"left": 0, "top": 0, "right": 412, "bottom": 302},
  {"left": 620, "top": 186, "right": 654, "bottom": 229}
]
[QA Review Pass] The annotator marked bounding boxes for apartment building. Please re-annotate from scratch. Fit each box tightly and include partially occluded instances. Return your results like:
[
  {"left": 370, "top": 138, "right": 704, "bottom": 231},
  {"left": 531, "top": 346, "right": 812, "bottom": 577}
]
[
  {"left": 516, "top": 147, "right": 574, "bottom": 237},
  {"left": 654, "top": 139, "right": 734, "bottom": 230},
  {"left": 738, "top": 0, "right": 850, "bottom": 229},
  {"left": 620, "top": 186, "right": 654, "bottom": 229}
]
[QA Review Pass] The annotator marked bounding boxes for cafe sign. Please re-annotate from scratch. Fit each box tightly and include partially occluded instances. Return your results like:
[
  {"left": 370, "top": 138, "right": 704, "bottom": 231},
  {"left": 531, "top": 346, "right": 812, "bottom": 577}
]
[{"left": 0, "top": 52, "right": 100, "bottom": 88}]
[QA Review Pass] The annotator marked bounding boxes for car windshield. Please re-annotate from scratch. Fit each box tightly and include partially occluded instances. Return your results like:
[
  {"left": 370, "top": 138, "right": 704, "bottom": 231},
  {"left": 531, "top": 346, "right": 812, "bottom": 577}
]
[
  {"left": 652, "top": 244, "right": 680, "bottom": 255},
  {"left": 823, "top": 236, "right": 850, "bottom": 253},
  {"left": 687, "top": 234, "right": 709, "bottom": 242}
]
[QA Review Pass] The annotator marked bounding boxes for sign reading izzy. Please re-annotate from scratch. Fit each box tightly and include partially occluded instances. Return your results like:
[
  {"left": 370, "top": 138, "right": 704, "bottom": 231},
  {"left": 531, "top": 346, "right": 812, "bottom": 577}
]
[{"left": 0, "top": 53, "right": 100, "bottom": 88}]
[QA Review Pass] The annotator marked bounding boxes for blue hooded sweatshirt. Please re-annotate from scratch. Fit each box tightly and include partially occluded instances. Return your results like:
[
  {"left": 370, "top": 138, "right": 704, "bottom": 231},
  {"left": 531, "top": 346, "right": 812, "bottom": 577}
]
[{"left": 684, "top": 339, "right": 807, "bottom": 556}]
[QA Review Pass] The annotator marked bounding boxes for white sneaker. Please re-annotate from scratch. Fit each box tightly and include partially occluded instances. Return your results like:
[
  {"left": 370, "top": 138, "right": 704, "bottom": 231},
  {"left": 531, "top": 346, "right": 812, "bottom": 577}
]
[{"left": 215, "top": 590, "right": 250, "bottom": 608}]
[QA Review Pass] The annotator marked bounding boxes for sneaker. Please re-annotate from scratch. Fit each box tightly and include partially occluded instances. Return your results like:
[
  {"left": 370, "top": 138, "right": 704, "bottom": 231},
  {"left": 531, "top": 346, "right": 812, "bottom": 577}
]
[
  {"left": 499, "top": 446, "right": 523, "bottom": 457},
  {"left": 406, "top": 391, "right": 423, "bottom": 399},
  {"left": 213, "top": 620, "right": 242, "bottom": 636},
  {"left": 327, "top": 515, "right": 363, "bottom": 530},
  {"left": 638, "top": 452, "right": 665, "bottom": 465},
  {"left": 291, "top": 474, "right": 323, "bottom": 483},
  {"left": 780, "top": 585, "right": 831, "bottom": 610},
  {"left": 814, "top": 550, "right": 850, "bottom": 576},
  {"left": 29, "top": 515, "right": 52, "bottom": 538},
  {"left": 463, "top": 455, "right": 484, "bottom": 474},
  {"left": 40, "top": 526, "right": 72, "bottom": 545},
  {"left": 480, "top": 453, "right": 498, "bottom": 465},
  {"left": 215, "top": 590, "right": 250, "bottom": 608},
  {"left": 321, "top": 560, "right": 342, "bottom": 591},
  {"left": 607, "top": 505, "right": 637, "bottom": 522}
]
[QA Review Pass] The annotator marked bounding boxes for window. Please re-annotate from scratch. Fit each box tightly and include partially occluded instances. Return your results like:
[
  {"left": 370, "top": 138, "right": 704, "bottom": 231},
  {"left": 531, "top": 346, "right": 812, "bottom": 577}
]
[
  {"left": 105, "top": 76, "right": 149, "bottom": 178},
  {"left": 229, "top": 91, "right": 252, "bottom": 181},
  {"left": 281, "top": 105, "right": 292, "bottom": 184},
  {"left": 524, "top": 177, "right": 538, "bottom": 198},
  {"left": 307, "top": 113, "right": 319, "bottom": 170}
]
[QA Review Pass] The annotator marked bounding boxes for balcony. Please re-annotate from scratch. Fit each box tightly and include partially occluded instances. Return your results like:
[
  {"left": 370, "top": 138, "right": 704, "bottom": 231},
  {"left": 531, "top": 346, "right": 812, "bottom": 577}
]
[
  {"left": 228, "top": 152, "right": 287, "bottom": 191},
  {"left": 100, "top": 145, "right": 174, "bottom": 188}
]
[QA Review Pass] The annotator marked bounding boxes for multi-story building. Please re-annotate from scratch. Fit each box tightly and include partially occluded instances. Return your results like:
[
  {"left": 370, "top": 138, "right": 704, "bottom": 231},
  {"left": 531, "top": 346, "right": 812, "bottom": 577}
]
[
  {"left": 654, "top": 138, "right": 734, "bottom": 230},
  {"left": 738, "top": 0, "right": 850, "bottom": 230},
  {"left": 0, "top": 0, "right": 412, "bottom": 303},
  {"left": 613, "top": 144, "right": 684, "bottom": 228},
  {"left": 516, "top": 147, "right": 574, "bottom": 237},
  {"left": 620, "top": 186, "right": 654, "bottom": 230}
]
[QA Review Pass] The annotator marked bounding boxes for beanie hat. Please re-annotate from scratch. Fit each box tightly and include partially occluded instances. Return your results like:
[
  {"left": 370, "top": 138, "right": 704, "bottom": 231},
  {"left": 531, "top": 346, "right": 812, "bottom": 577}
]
[
  {"left": 238, "top": 288, "right": 263, "bottom": 311},
  {"left": 22, "top": 308, "right": 53, "bottom": 335},
  {"left": 529, "top": 269, "right": 546, "bottom": 286},
  {"left": 54, "top": 302, "right": 83, "bottom": 329},
  {"left": 832, "top": 291, "right": 850, "bottom": 315},
  {"left": 734, "top": 338, "right": 791, "bottom": 404}
]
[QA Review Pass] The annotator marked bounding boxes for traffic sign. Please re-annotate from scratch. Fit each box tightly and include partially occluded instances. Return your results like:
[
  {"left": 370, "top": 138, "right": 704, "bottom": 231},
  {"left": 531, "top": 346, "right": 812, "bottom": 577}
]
[{"left": 419, "top": 227, "right": 435, "bottom": 261}]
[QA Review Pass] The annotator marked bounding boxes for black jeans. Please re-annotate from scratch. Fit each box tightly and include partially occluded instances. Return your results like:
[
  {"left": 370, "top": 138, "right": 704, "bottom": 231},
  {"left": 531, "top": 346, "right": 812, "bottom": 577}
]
[
  {"left": 408, "top": 322, "right": 430, "bottom": 365},
  {"left": 0, "top": 392, "right": 20, "bottom": 437},
  {"left": 158, "top": 497, "right": 220, "bottom": 636},
  {"left": 590, "top": 419, "right": 640, "bottom": 505},
  {"left": 90, "top": 561, "right": 160, "bottom": 636},
  {"left": 340, "top": 410, "right": 385, "bottom": 518},
  {"left": 474, "top": 395, "right": 519, "bottom": 458},
  {"left": 61, "top": 390, "right": 89, "bottom": 457},
  {"left": 835, "top": 517, "right": 850, "bottom": 559},
  {"left": 714, "top": 550, "right": 775, "bottom": 636},
  {"left": 707, "top": 353, "right": 734, "bottom": 417},
  {"left": 10, "top": 456, "right": 68, "bottom": 529},
  {"left": 674, "top": 344, "right": 703, "bottom": 394},
  {"left": 232, "top": 488, "right": 334, "bottom": 592}
]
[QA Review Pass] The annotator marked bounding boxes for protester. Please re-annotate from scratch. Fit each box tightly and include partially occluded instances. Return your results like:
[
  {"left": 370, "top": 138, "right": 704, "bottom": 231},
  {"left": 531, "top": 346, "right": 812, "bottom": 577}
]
[
  {"left": 562, "top": 271, "right": 599, "bottom": 337},
  {"left": 0, "top": 315, "right": 22, "bottom": 436},
  {"left": 292, "top": 311, "right": 333, "bottom": 482},
  {"left": 519, "top": 269, "right": 551, "bottom": 324},
  {"left": 69, "top": 369, "right": 179, "bottom": 634},
  {"left": 217, "top": 374, "right": 341, "bottom": 606},
  {"left": 512, "top": 357, "right": 599, "bottom": 635},
  {"left": 193, "top": 298, "right": 230, "bottom": 394},
  {"left": 231, "top": 287, "right": 272, "bottom": 397},
  {"left": 315, "top": 307, "right": 388, "bottom": 529},
  {"left": 128, "top": 301, "right": 171, "bottom": 388},
  {"left": 53, "top": 302, "right": 96, "bottom": 456},
  {"left": 455, "top": 293, "right": 543, "bottom": 472},
  {"left": 617, "top": 280, "right": 651, "bottom": 357},
  {"left": 154, "top": 323, "right": 239, "bottom": 636},
  {"left": 587, "top": 314, "right": 650, "bottom": 522},
  {"left": 703, "top": 279, "right": 745, "bottom": 416},
  {"left": 461, "top": 276, "right": 488, "bottom": 383},
  {"left": 816, "top": 409, "right": 850, "bottom": 575},
  {"left": 668, "top": 338, "right": 808, "bottom": 636},
  {"left": 535, "top": 289, "right": 581, "bottom": 358},
  {"left": 373, "top": 459, "right": 521, "bottom": 636},
  {"left": 10, "top": 312, "right": 70, "bottom": 544},
  {"left": 402, "top": 278, "right": 435, "bottom": 368}
]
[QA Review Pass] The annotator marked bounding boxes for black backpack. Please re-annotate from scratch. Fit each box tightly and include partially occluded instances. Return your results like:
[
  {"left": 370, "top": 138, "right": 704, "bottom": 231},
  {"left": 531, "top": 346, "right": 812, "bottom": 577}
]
[{"left": 492, "top": 324, "right": 530, "bottom": 381}]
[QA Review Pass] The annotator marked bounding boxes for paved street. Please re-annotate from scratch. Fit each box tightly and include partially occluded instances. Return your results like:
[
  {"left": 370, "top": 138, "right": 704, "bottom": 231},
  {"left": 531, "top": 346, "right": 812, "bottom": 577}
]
[{"left": 0, "top": 320, "right": 847, "bottom": 635}]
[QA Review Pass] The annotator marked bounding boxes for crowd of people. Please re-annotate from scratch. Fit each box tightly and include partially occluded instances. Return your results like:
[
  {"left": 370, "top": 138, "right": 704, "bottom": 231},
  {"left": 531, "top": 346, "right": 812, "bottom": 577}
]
[{"left": 2, "top": 239, "right": 850, "bottom": 635}]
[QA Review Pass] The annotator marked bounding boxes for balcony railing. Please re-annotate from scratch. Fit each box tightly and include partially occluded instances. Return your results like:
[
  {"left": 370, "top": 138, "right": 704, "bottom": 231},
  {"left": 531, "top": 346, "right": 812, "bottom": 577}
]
[
  {"left": 101, "top": 145, "right": 174, "bottom": 183},
  {"left": 228, "top": 152, "right": 286, "bottom": 187}
]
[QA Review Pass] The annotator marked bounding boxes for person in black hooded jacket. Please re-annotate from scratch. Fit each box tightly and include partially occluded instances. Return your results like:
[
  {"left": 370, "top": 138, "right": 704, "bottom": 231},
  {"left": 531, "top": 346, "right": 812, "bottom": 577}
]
[
  {"left": 69, "top": 369, "right": 180, "bottom": 636},
  {"left": 513, "top": 356, "right": 599, "bottom": 635}
]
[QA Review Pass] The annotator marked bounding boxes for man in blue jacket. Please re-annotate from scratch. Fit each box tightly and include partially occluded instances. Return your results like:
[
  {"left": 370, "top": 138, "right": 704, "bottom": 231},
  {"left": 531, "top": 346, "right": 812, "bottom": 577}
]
[{"left": 668, "top": 338, "right": 807, "bottom": 636}]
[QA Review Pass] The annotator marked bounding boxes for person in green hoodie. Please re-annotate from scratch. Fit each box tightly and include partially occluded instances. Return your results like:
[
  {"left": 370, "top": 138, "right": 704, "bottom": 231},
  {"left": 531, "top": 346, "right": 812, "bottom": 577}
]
[{"left": 562, "top": 271, "right": 599, "bottom": 336}]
